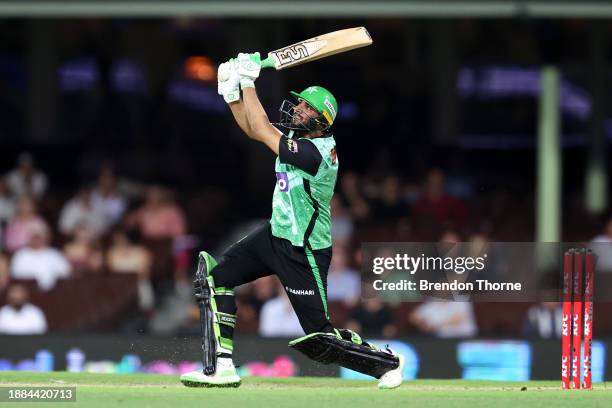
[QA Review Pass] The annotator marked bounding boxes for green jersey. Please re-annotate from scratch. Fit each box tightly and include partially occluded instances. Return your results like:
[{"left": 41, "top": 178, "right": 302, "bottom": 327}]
[{"left": 271, "top": 130, "right": 338, "bottom": 250}]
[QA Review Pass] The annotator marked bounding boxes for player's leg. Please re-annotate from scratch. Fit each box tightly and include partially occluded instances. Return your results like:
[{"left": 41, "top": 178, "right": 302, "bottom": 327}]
[
  {"left": 181, "top": 223, "right": 274, "bottom": 387},
  {"left": 290, "top": 329, "right": 405, "bottom": 389},
  {"left": 275, "top": 244, "right": 334, "bottom": 334},
  {"left": 273, "top": 242, "right": 404, "bottom": 389},
  {"left": 181, "top": 251, "right": 243, "bottom": 387}
]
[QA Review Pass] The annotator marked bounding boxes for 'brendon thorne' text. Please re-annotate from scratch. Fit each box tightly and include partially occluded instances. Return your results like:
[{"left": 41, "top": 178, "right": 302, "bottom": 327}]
[{"left": 372, "top": 279, "right": 522, "bottom": 292}]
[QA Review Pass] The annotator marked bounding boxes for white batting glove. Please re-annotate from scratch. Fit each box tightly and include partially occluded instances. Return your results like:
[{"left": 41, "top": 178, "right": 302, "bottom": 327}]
[
  {"left": 217, "top": 59, "right": 240, "bottom": 103},
  {"left": 237, "top": 52, "right": 261, "bottom": 89}
]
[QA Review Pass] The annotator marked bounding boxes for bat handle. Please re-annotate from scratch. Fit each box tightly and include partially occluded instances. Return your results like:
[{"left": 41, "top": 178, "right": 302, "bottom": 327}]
[{"left": 261, "top": 56, "right": 276, "bottom": 69}]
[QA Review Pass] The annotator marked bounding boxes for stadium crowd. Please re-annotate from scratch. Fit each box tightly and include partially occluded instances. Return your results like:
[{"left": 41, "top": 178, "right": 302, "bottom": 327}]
[{"left": 0, "top": 152, "right": 610, "bottom": 338}]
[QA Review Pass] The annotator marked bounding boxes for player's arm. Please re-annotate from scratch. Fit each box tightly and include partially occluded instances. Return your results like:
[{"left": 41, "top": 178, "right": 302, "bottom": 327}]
[
  {"left": 277, "top": 135, "right": 322, "bottom": 176},
  {"left": 227, "top": 100, "right": 254, "bottom": 137},
  {"left": 241, "top": 87, "right": 281, "bottom": 154},
  {"left": 235, "top": 52, "right": 280, "bottom": 154},
  {"left": 242, "top": 87, "right": 322, "bottom": 176},
  {"left": 238, "top": 53, "right": 322, "bottom": 174},
  {"left": 218, "top": 60, "right": 255, "bottom": 138}
]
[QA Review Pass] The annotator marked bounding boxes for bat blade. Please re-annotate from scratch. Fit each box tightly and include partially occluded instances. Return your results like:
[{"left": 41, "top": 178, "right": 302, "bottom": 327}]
[{"left": 262, "top": 27, "right": 372, "bottom": 70}]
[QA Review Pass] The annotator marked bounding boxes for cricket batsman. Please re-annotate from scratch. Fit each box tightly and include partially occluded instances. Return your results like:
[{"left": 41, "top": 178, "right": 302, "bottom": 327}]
[{"left": 180, "top": 52, "right": 404, "bottom": 389}]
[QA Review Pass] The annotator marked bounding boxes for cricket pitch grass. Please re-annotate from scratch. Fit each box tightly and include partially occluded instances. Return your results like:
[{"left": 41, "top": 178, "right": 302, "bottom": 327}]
[{"left": 1, "top": 372, "right": 611, "bottom": 408}]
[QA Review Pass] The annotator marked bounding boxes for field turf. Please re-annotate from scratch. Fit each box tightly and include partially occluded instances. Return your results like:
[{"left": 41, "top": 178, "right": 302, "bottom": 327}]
[{"left": 0, "top": 372, "right": 611, "bottom": 407}]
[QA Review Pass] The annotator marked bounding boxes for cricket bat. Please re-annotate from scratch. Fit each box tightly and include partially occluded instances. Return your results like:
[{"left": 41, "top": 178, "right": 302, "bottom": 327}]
[{"left": 260, "top": 27, "right": 372, "bottom": 70}]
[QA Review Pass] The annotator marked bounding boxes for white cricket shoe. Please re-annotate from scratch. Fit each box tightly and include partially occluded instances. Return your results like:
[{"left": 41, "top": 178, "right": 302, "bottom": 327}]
[
  {"left": 180, "top": 358, "right": 241, "bottom": 388},
  {"left": 378, "top": 352, "right": 405, "bottom": 390}
]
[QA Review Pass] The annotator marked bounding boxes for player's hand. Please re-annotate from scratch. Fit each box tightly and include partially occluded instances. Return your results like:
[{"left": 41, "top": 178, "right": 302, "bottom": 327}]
[
  {"left": 217, "top": 60, "right": 232, "bottom": 84},
  {"left": 237, "top": 52, "right": 261, "bottom": 89},
  {"left": 217, "top": 58, "right": 240, "bottom": 103}
]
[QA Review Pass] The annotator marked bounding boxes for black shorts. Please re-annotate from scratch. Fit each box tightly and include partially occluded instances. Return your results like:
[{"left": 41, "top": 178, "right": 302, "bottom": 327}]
[{"left": 211, "top": 221, "right": 334, "bottom": 334}]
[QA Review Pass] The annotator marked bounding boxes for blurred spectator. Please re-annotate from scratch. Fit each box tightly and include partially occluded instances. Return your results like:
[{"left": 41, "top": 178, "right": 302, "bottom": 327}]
[
  {"left": 466, "top": 232, "right": 503, "bottom": 281},
  {"left": 259, "top": 289, "right": 303, "bottom": 337},
  {"left": 522, "top": 302, "right": 562, "bottom": 338},
  {"left": 467, "top": 232, "right": 489, "bottom": 255},
  {"left": 330, "top": 196, "right": 354, "bottom": 246},
  {"left": 231, "top": 275, "right": 277, "bottom": 333},
  {"left": 0, "top": 176, "right": 15, "bottom": 224},
  {"left": 94, "top": 160, "right": 147, "bottom": 201},
  {"left": 91, "top": 168, "right": 127, "bottom": 227},
  {"left": 338, "top": 172, "right": 370, "bottom": 222},
  {"left": 0, "top": 284, "right": 47, "bottom": 334},
  {"left": 412, "top": 168, "right": 469, "bottom": 228},
  {"left": 346, "top": 296, "right": 397, "bottom": 338},
  {"left": 4, "top": 196, "right": 49, "bottom": 253},
  {"left": 445, "top": 154, "right": 476, "bottom": 200},
  {"left": 126, "top": 186, "right": 186, "bottom": 240},
  {"left": 6, "top": 153, "right": 48, "bottom": 199},
  {"left": 63, "top": 224, "right": 104, "bottom": 275},
  {"left": 10, "top": 225, "right": 71, "bottom": 290},
  {"left": 327, "top": 246, "right": 360, "bottom": 303},
  {"left": 58, "top": 188, "right": 107, "bottom": 238},
  {"left": 370, "top": 175, "right": 408, "bottom": 222},
  {"left": 409, "top": 300, "right": 477, "bottom": 338},
  {"left": 172, "top": 235, "right": 199, "bottom": 283},
  {"left": 0, "top": 253, "right": 9, "bottom": 291},
  {"left": 106, "top": 229, "right": 154, "bottom": 311},
  {"left": 591, "top": 216, "right": 612, "bottom": 273},
  {"left": 242, "top": 275, "right": 277, "bottom": 315},
  {"left": 440, "top": 229, "right": 461, "bottom": 244}
]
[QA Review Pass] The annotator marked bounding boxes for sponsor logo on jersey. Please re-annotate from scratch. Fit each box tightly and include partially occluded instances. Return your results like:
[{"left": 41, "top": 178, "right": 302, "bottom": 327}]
[
  {"left": 331, "top": 147, "right": 337, "bottom": 165},
  {"left": 287, "top": 138, "right": 299, "bottom": 153},
  {"left": 285, "top": 286, "right": 315, "bottom": 296},
  {"left": 276, "top": 172, "right": 289, "bottom": 192}
]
